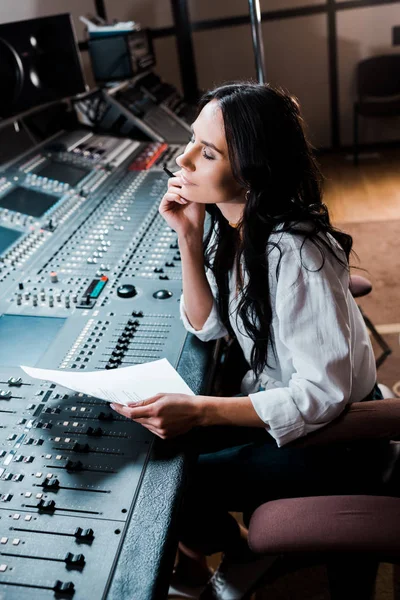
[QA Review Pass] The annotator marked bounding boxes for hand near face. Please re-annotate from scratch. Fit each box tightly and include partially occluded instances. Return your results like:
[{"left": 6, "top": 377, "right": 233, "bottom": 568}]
[
  {"left": 110, "top": 393, "right": 202, "bottom": 439},
  {"left": 159, "top": 173, "right": 205, "bottom": 238}
]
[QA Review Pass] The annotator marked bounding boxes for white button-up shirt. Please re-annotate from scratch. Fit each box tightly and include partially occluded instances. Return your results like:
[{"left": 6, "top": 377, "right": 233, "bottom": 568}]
[{"left": 180, "top": 227, "right": 376, "bottom": 447}]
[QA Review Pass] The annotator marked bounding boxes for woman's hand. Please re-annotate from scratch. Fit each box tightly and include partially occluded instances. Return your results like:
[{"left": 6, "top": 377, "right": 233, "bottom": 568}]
[
  {"left": 110, "top": 393, "right": 203, "bottom": 439},
  {"left": 159, "top": 172, "right": 205, "bottom": 239}
]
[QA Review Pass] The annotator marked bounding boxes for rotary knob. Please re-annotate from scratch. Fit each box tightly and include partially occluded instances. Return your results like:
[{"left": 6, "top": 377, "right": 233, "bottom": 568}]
[
  {"left": 117, "top": 284, "right": 137, "bottom": 299},
  {"left": 153, "top": 289, "right": 173, "bottom": 300}
]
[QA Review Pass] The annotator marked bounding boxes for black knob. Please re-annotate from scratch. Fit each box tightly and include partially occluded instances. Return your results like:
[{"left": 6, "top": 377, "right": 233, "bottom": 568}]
[
  {"left": 74, "top": 527, "right": 94, "bottom": 541},
  {"left": 86, "top": 426, "right": 103, "bottom": 437},
  {"left": 98, "top": 411, "right": 113, "bottom": 421},
  {"left": 117, "top": 284, "right": 137, "bottom": 299},
  {"left": 64, "top": 552, "right": 85, "bottom": 567},
  {"left": 127, "top": 319, "right": 139, "bottom": 326},
  {"left": 8, "top": 376, "right": 22, "bottom": 387},
  {"left": 153, "top": 289, "right": 173, "bottom": 300},
  {"left": 66, "top": 460, "right": 83, "bottom": 472},
  {"left": 111, "top": 350, "right": 124, "bottom": 358},
  {"left": 53, "top": 581, "right": 75, "bottom": 595},
  {"left": 108, "top": 357, "right": 122, "bottom": 366},
  {"left": 123, "top": 327, "right": 136, "bottom": 335},
  {"left": 42, "top": 477, "right": 60, "bottom": 490},
  {"left": 115, "top": 344, "right": 128, "bottom": 351},
  {"left": 37, "top": 499, "right": 56, "bottom": 512},
  {"left": 72, "top": 442, "right": 90, "bottom": 453},
  {"left": 120, "top": 332, "right": 132, "bottom": 340},
  {"left": 131, "top": 310, "right": 143, "bottom": 317}
]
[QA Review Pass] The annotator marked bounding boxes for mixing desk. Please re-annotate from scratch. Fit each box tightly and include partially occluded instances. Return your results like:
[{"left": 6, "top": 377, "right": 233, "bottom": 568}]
[{"left": 0, "top": 128, "right": 215, "bottom": 599}]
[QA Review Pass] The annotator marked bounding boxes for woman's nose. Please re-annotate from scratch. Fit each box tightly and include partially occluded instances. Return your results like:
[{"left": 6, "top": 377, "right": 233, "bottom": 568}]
[{"left": 176, "top": 148, "right": 195, "bottom": 171}]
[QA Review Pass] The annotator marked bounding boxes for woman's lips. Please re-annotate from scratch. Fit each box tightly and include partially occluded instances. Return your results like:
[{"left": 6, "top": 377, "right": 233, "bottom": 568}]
[{"left": 180, "top": 173, "right": 196, "bottom": 186}]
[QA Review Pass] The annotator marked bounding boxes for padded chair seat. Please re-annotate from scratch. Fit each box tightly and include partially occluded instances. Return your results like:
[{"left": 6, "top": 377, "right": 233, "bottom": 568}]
[
  {"left": 248, "top": 495, "right": 400, "bottom": 556},
  {"left": 349, "top": 274, "right": 372, "bottom": 298}
]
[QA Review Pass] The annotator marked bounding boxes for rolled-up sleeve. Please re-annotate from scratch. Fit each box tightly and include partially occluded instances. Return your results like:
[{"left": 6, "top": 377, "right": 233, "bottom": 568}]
[
  {"left": 179, "top": 268, "right": 229, "bottom": 342},
  {"left": 249, "top": 266, "right": 352, "bottom": 447}
]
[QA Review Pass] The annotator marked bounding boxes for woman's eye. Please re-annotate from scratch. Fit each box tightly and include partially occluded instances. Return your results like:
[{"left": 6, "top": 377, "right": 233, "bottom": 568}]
[{"left": 203, "top": 150, "right": 214, "bottom": 160}]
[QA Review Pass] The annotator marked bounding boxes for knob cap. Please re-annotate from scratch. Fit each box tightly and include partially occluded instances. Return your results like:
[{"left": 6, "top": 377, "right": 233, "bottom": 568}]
[
  {"left": 117, "top": 284, "right": 137, "bottom": 299},
  {"left": 153, "top": 289, "right": 173, "bottom": 300}
]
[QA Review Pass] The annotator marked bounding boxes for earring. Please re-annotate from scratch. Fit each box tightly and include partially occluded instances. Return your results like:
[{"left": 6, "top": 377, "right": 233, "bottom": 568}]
[{"left": 245, "top": 190, "right": 251, "bottom": 201}]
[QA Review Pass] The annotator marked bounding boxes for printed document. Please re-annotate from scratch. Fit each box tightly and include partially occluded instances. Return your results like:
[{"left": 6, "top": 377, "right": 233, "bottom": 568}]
[{"left": 21, "top": 358, "right": 194, "bottom": 406}]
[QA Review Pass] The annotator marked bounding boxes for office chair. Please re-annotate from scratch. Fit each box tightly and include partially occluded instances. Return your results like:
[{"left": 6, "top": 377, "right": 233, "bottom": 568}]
[
  {"left": 353, "top": 54, "right": 400, "bottom": 166},
  {"left": 248, "top": 398, "right": 400, "bottom": 600},
  {"left": 349, "top": 274, "right": 392, "bottom": 368}
]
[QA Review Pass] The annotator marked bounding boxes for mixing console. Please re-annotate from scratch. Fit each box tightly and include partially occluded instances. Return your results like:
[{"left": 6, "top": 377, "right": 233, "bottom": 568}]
[{"left": 0, "top": 128, "right": 199, "bottom": 598}]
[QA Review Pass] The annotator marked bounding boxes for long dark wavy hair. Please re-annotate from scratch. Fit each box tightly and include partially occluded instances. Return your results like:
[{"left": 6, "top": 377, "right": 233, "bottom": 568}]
[{"left": 200, "top": 82, "right": 353, "bottom": 379}]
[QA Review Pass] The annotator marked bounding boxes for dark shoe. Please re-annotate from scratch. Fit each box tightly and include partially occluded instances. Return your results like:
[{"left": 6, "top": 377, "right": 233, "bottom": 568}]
[
  {"left": 168, "top": 565, "right": 214, "bottom": 599},
  {"left": 199, "top": 552, "right": 278, "bottom": 600}
]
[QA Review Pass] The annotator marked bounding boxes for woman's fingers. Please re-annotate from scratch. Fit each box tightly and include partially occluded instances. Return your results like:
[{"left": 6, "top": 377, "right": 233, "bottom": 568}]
[{"left": 162, "top": 193, "right": 188, "bottom": 206}]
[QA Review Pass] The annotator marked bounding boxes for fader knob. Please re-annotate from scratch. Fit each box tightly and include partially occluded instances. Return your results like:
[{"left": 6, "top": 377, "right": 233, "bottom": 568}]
[
  {"left": 42, "top": 477, "right": 60, "bottom": 490},
  {"left": 37, "top": 499, "right": 56, "bottom": 512},
  {"left": 117, "top": 284, "right": 137, "bottom": 299},
  {"left": 98, "top": 411, "right": 113, "bottom": 421},
  {"left": 74, "top": 527, "right": 94, "bottom": 541},
  {"left": 85, "top": 426, "right": 103, "bottom": 437},
  {"left": 64, "top": 552, "right": 85, "bottom": 566},
  {"left": 72, "top": 442, "right": 90, "bottom": 453},
  {"left": 53, "top": 581, "right": 75, "bottom": 595},
  {"left": 66, "top": 460, "right": 83, "bottom": 472}
]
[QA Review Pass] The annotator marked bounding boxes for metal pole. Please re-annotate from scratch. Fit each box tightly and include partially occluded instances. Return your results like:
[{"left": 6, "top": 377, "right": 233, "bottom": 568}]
[{"left": 248, "top": 0, "right": 266, "bottom": 83}]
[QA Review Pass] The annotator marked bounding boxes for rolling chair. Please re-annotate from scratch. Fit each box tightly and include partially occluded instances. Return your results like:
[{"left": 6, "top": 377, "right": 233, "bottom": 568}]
[
  {"left": 350, "top": 274, "right": 392, "bottom": 368},
  {"left": 353, "top": 54, "right": 400, "bottom": 166},
  {"left": 248, "top": 398, "right": 400, "bottom": 600}
]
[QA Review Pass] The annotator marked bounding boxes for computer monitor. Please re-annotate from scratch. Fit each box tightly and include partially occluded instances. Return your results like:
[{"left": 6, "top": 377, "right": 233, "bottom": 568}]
[{"left": 0, "top": 14, "right": 86, "bottom": 122}]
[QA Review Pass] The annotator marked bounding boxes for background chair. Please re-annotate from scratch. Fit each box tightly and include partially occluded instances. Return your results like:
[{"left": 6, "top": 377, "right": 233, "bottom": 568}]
[
  {"left": 247, "top": 398, "right": 400, "bottom": 600},
  {"left": 350, "top": 274, "right": 392, "bottom": 368},
  {"left": 353, "top": 54, "right": 400, "bottom": 166}
]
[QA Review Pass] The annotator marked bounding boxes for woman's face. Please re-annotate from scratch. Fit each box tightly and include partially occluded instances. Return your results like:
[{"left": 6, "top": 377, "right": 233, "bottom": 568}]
[{"left": 175, "top": 100, "right": 245, "bottom": 205}]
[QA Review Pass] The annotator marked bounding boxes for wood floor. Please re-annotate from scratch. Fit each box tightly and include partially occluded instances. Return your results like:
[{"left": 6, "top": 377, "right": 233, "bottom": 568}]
[{"left": 318, "top": 147, "right": 400, "bottom": 224}]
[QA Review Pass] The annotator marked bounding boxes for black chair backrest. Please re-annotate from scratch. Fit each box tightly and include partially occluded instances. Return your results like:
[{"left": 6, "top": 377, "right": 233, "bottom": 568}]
[{"left": 357, "top": 54, "right": 400, "bottom": 99}]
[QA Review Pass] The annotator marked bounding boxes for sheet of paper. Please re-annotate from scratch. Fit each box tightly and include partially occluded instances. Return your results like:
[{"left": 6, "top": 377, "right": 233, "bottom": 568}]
[{"left": 21, "top": 358, "right": 194, "bottom": 406}]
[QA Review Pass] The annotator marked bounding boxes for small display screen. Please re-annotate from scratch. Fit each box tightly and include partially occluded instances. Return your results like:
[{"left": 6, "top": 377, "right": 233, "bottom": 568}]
[
  {"left": 0, "top": 187, "right": 58, "bottom": 217},
  {"left": 0, "top": 226, "right": 22, "bottom": 255},
  {"left": 35, "top": 161, "right": 90, "bottom": 186},
  {"left": 0, "top": 314, "right": 66, "bottom": 367}
]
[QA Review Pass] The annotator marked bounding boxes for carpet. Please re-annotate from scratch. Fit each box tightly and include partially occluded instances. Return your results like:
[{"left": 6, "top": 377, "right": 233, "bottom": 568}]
[{"left": 337, "top": 219, "right": 400, "bottom": 396}]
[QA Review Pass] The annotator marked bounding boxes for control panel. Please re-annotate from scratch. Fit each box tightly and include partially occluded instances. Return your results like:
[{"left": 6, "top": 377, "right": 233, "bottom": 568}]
[{"left": 0, "top": 128, "right": 194, "bottom": 598}]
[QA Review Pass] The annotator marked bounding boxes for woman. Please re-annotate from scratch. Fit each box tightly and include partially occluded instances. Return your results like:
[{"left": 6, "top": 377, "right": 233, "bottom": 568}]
[{"left": 111, "top": 82, "right": 382, "bottom": 600}]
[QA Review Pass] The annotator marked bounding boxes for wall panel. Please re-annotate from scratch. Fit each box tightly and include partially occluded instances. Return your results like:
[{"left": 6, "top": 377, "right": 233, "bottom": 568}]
[
  {"left": 263, "top": 14, "right": 331, "bottom": 148},
  {"left": 337, "top": 3, "right": 400, "bottom": 145},
  {"left": 260, "top": 0, "right": 326, "bottom": 11},
  {"left": 193, "top": 24, "right": 255, "bottom": 90},
  {"left": 105, "top": 0, "right": 174, "bottom": 29}
]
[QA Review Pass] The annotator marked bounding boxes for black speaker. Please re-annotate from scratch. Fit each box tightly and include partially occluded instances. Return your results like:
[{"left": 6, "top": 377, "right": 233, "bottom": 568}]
[
  {"left": 88, "top": 29, "right": 155, "bottom": 83},
  {"left": 0, "top": 14, "right": 86, "bottom": 121}
]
